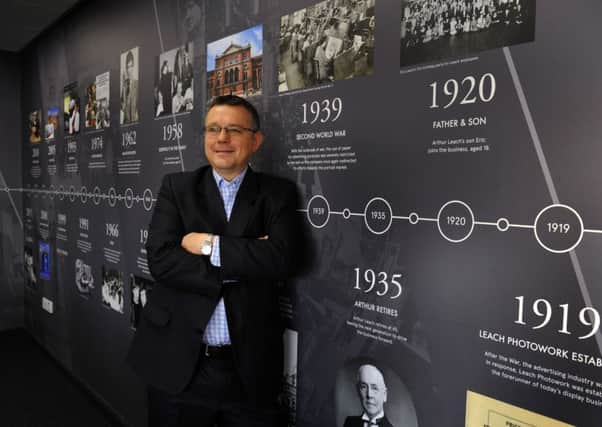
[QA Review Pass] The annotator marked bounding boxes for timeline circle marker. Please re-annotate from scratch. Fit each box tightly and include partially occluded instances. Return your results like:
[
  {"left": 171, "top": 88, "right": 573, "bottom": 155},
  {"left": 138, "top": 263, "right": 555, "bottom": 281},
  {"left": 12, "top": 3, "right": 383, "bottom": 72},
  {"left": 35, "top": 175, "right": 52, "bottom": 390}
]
[
  {"left": 534, "top": 204, "right": 584, "bottom": 253},
  {"left": 69, "top": 186, "right": 76, "bottom": 202},
  {"left": 307, "top": 195, "right": 330, "bottom": 229},
  {"left": 408, "top": 212, "right": 419, "bottom": 225},
  {"left": 342, "top": 208, "right": 351, "bottom": 219},
  {"left": 497, "top": 218, "right": 510, "bottom": 232},
  {"left": 58, "top": 185, "right": 65, "bottom": 201},
  {"left": 108, "top": 187, "right": 117, "bottom": 207},
  {"left": 41, "top": 186, "right": 47, "bottom": 199},
  {"left": 49, "top": 185, "right": 55, "bottom": 200},
  {"left": 437, "top": 200, "right": 475, "bottom": 243},
  {"left": 143, "top": 189, "right": 154, "bottom": 211},
  {"left": 124, "top": 188, "right": 134, "bottom": 209},
  {"left": 93, "top": 187, "right": 101, "bottom": 205},
  {"left": 80, "top": 186, "right": 88, "bottom": 204},
  {"left": 364, "top": 197, "right": 393, "bottom": 235}
]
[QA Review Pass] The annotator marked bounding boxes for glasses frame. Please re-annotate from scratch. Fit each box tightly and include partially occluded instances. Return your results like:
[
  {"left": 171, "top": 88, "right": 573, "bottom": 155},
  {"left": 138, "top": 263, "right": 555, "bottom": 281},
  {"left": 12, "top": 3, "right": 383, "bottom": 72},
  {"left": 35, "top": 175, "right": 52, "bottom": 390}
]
[{"left": 203, "top": 125, "right": 258, "bottom": 137}]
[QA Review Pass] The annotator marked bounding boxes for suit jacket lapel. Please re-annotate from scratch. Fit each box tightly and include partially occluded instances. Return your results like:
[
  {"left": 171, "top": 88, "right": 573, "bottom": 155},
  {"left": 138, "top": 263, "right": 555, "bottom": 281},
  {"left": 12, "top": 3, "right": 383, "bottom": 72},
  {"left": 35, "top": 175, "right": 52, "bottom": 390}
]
[
  {"left": 195, "top": 166, "right": 227, "bottom": 233},
  {"left": 226, "top": 167, "right": 259, "bottom": 237}
]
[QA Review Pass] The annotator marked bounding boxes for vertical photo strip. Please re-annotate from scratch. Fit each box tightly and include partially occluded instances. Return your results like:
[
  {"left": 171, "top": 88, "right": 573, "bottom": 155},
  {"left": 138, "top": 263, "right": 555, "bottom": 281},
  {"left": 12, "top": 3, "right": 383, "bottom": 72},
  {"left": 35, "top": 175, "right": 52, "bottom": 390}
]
[
  {"left": 29, "top": 110, "right": 42, "bottom": 143},
  {"left": 400, "top": 0, "right": 536, "bottom": 68},
  {"left": 278, "top": 0, "right": 375, "bottom": 93},
  {"left": 75, "top": 258, "right": 95, "bottom": 297},
  {"left": 154, "top": 42, "right": 194, "bottom": 118},
  {"left": 39, "top": 241, "right": 51, "bottom": 280},
  {"left": 130, "top": 275, "right": 154, "bottom": 329},
  {"left": 24, "top": 247, "right": 37, "bottom": 288},
  {"left": 207, "top": 25, "right": 263, "bottom": 104},
  {"left": 102, "top": 266, "right": 124, "bottom": 313},
  {"left": 63, "top": 82, "right": 80, "bottom": 136},
  {"left": 85, "top": 71, "right": 110, "bottom": 129},
  {"left": 282, "top": 329, "right": 298, "bottom": 427},
  {"left": 120, "top": 47, "right": 140, "bottom": 125},
  {"left": 45, "top": 107, "right": 59, "bottom": 140}
]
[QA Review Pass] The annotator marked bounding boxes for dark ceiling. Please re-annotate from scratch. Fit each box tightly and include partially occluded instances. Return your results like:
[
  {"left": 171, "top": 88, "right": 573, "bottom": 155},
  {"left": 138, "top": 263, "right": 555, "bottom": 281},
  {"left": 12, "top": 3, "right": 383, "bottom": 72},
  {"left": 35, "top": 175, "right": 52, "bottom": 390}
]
[{"left": 0, "top": 0, "right": 81, "bottom": 52}]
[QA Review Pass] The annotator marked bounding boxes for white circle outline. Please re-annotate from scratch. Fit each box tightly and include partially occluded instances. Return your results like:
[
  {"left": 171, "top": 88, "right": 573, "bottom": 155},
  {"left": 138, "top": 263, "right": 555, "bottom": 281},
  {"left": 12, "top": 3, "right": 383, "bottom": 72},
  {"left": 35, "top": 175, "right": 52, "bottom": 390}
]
[
  {"left": 533, "top": 204, "right": 584, "bottom": 254},
  {"left": 306, "top": 195, "right": 330, "bottom": 229},
  {"left": 69, "top": 186, "right": 76, "bottom": 202},
  {"left": 437, "top": 200, "right": 475, "bottom": 243},
  {"left": 93, "top": 187, "right": 101, "bottom": 205},
  {"left": 58, "top": 185, "right": 65, "bottom": 200},
  {"left": 409, "top": 212, "right": 419, "bottom": 225},
  {"left": 363, "top": 197, "right": 393, "bottom": 235},
  {"left": 143, "top": 189, "right": 154, "bottom": 211},
  {"left": 342, "top": 208, "right": 351, "bottom": 219},
  {"left": 49, "top": 185, "right": 55, "bottom": 200},
  {"left": 124, "top": 188, "right": 134, "bottom": 209},
  {"left": 108, "top": 187, "right": 117, "bottom": 207},
  {"left": 497, "top": 218, "right": 510, "bottom": 232},
  {"left": 80, "top": 186, "right": 88, "bottom": 204}
]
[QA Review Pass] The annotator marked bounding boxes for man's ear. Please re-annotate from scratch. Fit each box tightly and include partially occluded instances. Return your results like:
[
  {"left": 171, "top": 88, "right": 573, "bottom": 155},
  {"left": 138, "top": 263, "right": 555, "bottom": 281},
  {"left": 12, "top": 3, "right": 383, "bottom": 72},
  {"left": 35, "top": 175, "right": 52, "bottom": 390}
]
[
  {"left": 383, "top": 388, "right": 387, "bottom": 403},
  {"left": 252, "top": 130, "right": 264, "bottom": 153}
]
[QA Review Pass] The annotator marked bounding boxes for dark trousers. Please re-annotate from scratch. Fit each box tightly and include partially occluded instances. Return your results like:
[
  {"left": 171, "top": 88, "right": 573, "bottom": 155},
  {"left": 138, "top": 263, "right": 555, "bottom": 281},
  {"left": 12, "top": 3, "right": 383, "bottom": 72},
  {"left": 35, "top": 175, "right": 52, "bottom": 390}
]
[{"left": 147, "top": 354, "right": 280, "bottom": 427}]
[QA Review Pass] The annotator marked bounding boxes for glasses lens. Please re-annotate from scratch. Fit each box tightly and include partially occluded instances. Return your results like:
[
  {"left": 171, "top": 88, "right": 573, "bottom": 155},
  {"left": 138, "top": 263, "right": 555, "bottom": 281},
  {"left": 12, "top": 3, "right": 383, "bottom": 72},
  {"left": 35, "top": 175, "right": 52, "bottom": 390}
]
[{"left": 225, "top": 126, "right": 244, "bottom": 135}]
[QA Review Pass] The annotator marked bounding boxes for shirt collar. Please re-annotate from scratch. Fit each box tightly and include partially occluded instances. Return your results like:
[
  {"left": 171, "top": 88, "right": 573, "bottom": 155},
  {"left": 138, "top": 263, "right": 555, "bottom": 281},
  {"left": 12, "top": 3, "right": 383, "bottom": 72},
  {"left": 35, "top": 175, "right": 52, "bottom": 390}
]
[
  {"left": 212, "top": 167, "right": 248, "bottom": 188},
  {"left": 362, "top": 411, "right": 385, "bottom": 423}
]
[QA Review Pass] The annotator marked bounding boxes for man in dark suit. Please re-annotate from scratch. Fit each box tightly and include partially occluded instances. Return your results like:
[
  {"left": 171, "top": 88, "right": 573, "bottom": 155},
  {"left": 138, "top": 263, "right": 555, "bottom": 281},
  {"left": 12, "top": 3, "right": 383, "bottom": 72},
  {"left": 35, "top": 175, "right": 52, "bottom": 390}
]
[
  {"left": 127, "top": 95, "right": 301, "bottom": 426},
  {"left": 344, "top": 364, "right": 395, "bottom": 427}
]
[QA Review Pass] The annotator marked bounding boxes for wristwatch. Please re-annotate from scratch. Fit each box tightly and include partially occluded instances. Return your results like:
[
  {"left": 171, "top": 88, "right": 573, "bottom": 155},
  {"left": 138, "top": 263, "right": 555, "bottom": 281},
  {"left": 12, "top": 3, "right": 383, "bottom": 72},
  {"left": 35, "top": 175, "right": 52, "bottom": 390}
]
[{"left": 201, "top": 234, "right": 213, "bottom": 256}]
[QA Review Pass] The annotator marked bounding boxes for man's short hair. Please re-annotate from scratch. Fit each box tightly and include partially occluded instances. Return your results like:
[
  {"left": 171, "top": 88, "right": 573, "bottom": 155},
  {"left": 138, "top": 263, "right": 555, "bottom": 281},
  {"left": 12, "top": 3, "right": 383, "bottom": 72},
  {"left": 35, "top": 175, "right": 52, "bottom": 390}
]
[
  {"left": 207, "top": 95, "right": 260, "bottom": 131},
  {"left": 356, "top": 364, "right": 386, "bottom": 388}
]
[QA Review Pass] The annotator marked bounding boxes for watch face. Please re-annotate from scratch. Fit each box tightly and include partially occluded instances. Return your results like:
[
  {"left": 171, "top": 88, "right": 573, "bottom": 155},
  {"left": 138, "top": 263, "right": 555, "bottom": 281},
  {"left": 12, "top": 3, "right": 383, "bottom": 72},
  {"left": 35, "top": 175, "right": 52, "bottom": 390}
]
[{"left": 201, "top": 238, "right": 212, "bottom": 255}]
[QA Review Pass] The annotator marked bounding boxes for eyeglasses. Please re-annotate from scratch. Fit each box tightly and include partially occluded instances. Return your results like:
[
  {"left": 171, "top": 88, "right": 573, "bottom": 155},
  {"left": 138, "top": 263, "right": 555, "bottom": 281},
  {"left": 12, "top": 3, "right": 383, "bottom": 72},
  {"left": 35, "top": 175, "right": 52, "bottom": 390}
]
[{"left": 203, "top": 125, "right": 258, "bottom": 138}]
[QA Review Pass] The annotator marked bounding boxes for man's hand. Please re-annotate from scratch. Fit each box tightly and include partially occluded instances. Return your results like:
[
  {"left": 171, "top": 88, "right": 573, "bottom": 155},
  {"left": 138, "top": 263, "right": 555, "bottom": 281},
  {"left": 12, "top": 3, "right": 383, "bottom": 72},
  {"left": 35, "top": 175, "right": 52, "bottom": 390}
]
[
  {"left": 181, "top": 232, "right": 212, "bottom": 255},
  {"left": 181, "top": 233, "right": 268, "bottom": 255}
]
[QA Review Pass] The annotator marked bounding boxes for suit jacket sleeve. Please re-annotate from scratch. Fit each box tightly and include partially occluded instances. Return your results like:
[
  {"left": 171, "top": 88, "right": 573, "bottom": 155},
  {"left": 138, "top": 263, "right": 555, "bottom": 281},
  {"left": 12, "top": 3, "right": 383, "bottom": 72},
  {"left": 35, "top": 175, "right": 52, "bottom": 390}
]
[
  {"left": 219, "top": 178, "right": 300, "bottom": 282},
  {"left": 145, "top": 173, "right": 219, "bottom": 295}
]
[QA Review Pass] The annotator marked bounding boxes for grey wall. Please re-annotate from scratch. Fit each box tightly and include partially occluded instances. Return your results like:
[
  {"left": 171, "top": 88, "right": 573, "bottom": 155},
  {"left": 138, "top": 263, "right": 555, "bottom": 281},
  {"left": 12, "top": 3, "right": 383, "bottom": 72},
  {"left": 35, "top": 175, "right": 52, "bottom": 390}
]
[
  {"left": 17, "top": 1, "right": 602, "bottom": 426},
  {"left": 0, "top": 50, "right": 23, "bottom": 331}
]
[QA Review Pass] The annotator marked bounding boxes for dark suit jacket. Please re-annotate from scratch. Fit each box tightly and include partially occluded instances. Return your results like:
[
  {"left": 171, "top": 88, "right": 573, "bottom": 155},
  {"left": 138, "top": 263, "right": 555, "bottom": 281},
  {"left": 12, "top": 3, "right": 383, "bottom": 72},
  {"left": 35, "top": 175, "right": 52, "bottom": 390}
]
[
  {"left": 127, "top": 166, "right": 300, "bottom": 403},
  {"left": 343, "top": 414, "right": 394, "bottom": 427}
]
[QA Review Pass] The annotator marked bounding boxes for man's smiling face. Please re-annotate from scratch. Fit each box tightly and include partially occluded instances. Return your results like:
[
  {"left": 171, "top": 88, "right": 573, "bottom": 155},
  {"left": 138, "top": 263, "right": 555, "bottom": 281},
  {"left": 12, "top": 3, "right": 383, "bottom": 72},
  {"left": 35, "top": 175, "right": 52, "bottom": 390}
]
[{"left": 204, "top": 104, "right": 262, "bottom": 180}]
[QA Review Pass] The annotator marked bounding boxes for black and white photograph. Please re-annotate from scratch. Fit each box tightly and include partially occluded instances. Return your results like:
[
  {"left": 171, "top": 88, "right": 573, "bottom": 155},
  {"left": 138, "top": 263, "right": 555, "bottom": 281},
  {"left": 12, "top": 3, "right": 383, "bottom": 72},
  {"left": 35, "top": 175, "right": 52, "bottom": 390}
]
[
  {"left": 129, "top": 275, "right": 153, "bottom": 329},
  {"left": 85, "top": 71, "right": 110, "bottom": 129},
  {"left": 278, "top": 0, "right": 375, "bottom": 93},
  {"left": 24, "top": 247, "right": 36, "bottom": 288},
  {"left": 206, "top": 25, "right": 263, "bottom": 102},
  {"left": 335, "top": 359, "right": 418, "bottom": 427},
  {"left": 400, "top": 0, "right": 536, "bottom": 67},
  {"left": 101, "top": 266, "right": 124, "bottom": 313},
  {"left": 154, "top": 43, "right": 194, "bottom": 118},
  {"left": 178, "top": 0, "right": 203, "bottom": 40},
  {"left": 120, "top": 47, "right": 139, "bottom": 125},
  {"left": 75, "top": 258, "right": 94, "bottom": 295},
  {"left": 282, "top": 329, "right": 298, "bottom": 427},
  {"left": 63, "top": 82, "right": 80, "bottom": 135},
  {"left": 29, "top": 110, "right": 42, "bottom": 143}
]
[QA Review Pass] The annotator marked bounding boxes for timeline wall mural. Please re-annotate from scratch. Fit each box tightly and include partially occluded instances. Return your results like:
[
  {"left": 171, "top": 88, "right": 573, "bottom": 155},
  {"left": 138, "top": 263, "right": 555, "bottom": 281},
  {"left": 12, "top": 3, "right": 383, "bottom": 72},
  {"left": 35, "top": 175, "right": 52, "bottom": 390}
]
[{"left": 14, "top": 0, "right": 602, "bottom": 426}]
